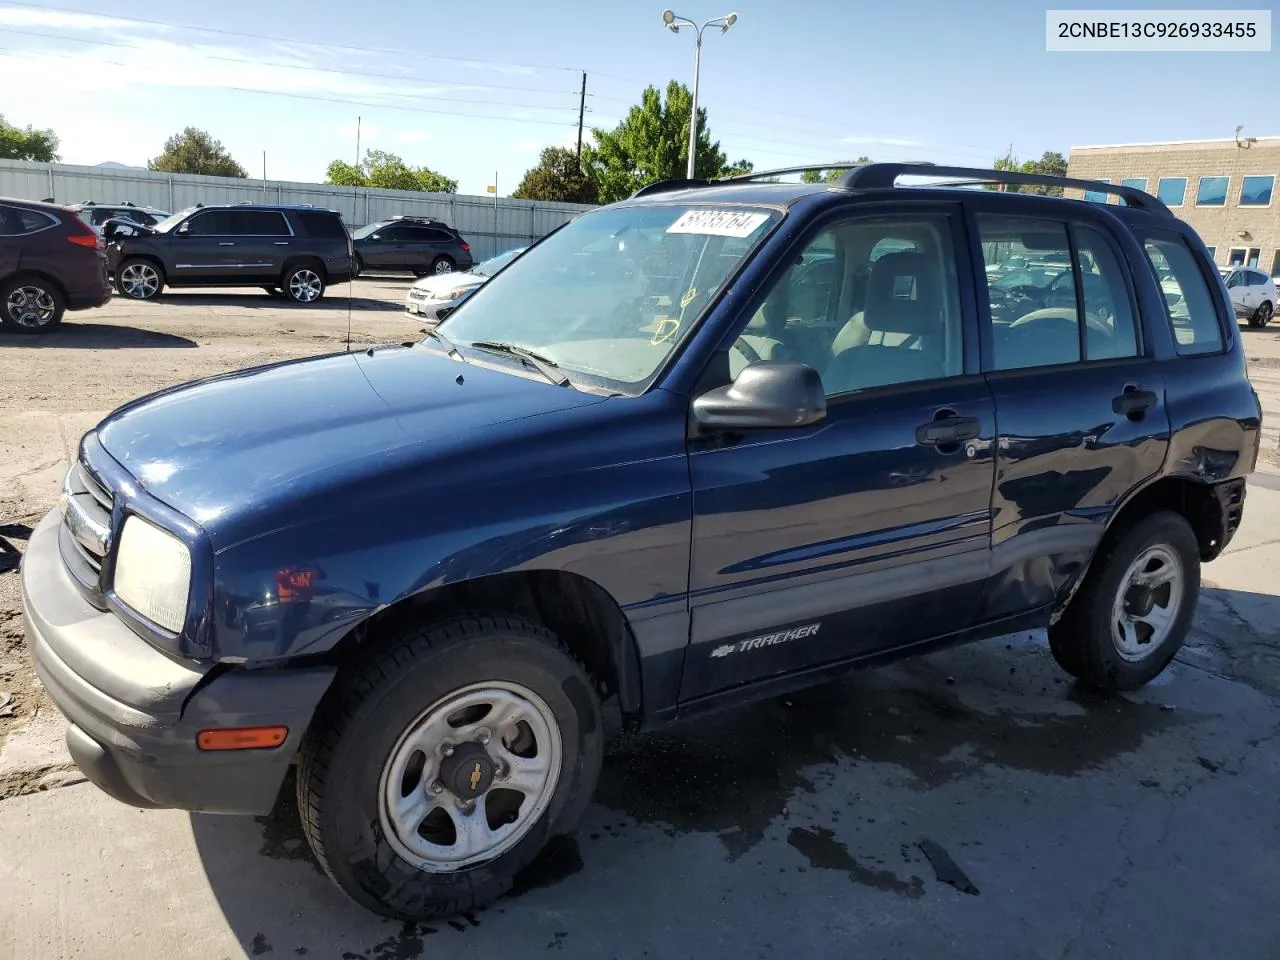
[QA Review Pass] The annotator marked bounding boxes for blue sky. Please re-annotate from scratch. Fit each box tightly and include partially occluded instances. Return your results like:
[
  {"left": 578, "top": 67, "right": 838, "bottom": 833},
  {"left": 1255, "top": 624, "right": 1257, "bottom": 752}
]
[{"left": 0, "top": 0, "right": 1275, "bottom": 196}]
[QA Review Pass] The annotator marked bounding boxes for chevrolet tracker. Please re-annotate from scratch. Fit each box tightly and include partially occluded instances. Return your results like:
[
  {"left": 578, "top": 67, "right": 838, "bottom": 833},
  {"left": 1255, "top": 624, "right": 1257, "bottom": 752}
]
[{"left": 22, "top": 162, "right": 1260, "bottom": 919}]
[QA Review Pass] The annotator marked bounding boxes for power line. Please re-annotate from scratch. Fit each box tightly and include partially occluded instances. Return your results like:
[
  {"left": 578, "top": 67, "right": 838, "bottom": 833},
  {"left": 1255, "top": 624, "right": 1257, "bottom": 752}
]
[{"left": 0, "top": 0, "right": 586, "bottom": 75}]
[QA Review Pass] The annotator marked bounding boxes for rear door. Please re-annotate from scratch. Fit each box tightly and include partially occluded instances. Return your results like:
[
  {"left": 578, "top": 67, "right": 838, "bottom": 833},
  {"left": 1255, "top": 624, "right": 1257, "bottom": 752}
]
[
  {"left": 682, "top": 203, "right": 998, "bottom": 700},
  {"left": 220, "top": 209, "right": 293, "bottom": 280},
  {"left": 967, "top": 200, "right": 1171, "bottom": 620}
]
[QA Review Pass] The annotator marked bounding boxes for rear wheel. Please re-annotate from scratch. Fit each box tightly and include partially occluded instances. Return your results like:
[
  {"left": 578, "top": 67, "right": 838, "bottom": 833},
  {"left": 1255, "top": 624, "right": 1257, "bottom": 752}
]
[
  {"left": 1, "top": 277, "right": 64, "bottom": 333},
  {"left": 1048, "top": 510, "right": 1199, "bottom": 691},
  {"left": 1250, "top": 301, "right": 1273, "bottom": 328},
  {"left": 283, "top": 263, "right": 325, "bottom": 304},
  {"left": 431, "top": 256, "right": 456, "bottom": 276},
  {"left": 116, "top": 258, "right": 163, "bottom": 300},
  {"left": 296, "top": 614, "right": 602, "bottom": 920}
]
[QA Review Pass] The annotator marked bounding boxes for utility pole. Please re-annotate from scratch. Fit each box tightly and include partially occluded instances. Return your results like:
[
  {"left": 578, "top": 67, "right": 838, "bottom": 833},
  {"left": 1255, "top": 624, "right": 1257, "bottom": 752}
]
[{"left": 576, "top": 71, "right": 587, "bottom": 159}]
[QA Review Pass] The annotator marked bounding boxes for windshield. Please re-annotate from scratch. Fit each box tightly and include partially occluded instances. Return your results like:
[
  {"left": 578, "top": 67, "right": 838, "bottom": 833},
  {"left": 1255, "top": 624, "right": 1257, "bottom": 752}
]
[
  {"left": 152, "top": 207, "right": 197, "bottom": 233},
  {"left": 473, "top": 247, "right": 526, "bottom": 277},
  {"left": 353, "top": 221, "right": 388, "bottom": 240},
  {"left": 437, "top": 205, "right": 779, "bottom": 391}
]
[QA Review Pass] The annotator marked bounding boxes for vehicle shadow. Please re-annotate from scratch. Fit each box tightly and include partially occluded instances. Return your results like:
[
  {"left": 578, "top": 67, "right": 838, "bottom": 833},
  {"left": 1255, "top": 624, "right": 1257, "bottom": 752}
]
[
  {"left": 152, "top": 291, "right": 404, "bottom": 313},
  {"left": 186, "top": 592, "right": 1276, "bottom": 957},
  {"left": 0, "top": 323, "right": 197, "bottom": 349}
]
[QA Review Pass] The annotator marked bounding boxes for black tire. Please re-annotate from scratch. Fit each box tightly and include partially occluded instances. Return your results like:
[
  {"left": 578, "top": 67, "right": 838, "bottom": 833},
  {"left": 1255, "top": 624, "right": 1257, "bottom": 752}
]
[
  {"left": 1250, "top": 301, "right": 1273, "bottom": 328},
  {"left": 296, "top": 614, "right": 603, "bottom": 921},
  {"left": 412, "top": 266, "right": 431, "bottom": 279},
  {"left": 429, "top": 256, "right": 456, "bottom": 276},
  {"left": 1048, "top": 510, "right": 1200, "bottom": 691},
  {"left": 282, "top": 262, "right": 326, "bottom": 304},
  {"left": 353, "top": 255, "right": 364, "bottom": 279},
  {"left": 1, "top": 276, "right": 65, "bottom": 333},
  {"left": 115, "top": 257, "right": 164, "bottom": 300}
]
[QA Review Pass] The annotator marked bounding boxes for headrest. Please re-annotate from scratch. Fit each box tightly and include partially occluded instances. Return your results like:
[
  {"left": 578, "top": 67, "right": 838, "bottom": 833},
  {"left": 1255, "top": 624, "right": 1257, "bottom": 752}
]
[{"left": 863, "top": 251, "right": 943, "bottom": 334}]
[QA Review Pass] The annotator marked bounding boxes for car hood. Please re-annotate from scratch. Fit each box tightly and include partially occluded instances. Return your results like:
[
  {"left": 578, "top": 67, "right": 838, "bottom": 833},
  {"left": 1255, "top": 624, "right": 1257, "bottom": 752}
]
[
  {"left": 95, "top": 346, "right": 607, "bottom": 547},
  {"left": 410, "top": 272, "right": 484, "bottom": 296}
]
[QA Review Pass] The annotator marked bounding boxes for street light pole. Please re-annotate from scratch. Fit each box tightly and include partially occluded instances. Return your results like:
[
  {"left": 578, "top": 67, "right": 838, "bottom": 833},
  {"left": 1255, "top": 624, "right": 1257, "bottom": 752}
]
[{"left": 662, "top": 10, "right": 738, "bottom": 180}]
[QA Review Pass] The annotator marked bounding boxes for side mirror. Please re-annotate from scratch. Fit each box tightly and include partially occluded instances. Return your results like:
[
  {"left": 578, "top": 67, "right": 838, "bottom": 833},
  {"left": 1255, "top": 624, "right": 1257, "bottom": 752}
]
[
  {"left": 176, "top": 222, "right": 190, "bottom": 236},
  {"left": 368, "top": 233, "right": 381, "bottom": 241},
  {"left": 692, "top": 362, "right": 826, "bottom": 430}
]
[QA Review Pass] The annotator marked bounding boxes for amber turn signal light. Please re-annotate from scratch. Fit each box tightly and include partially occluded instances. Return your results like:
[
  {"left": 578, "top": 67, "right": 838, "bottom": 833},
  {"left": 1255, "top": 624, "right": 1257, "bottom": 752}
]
[{"left": 197, "top": 726, "right": 288, "bottom": 751}]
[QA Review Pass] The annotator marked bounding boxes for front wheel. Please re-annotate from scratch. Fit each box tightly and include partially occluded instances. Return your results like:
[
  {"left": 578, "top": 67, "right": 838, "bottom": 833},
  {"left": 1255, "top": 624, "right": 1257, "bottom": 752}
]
[
  {"left": 1250, "top": 301, "right": 1273, "bottom": 328},
  {"left": 1048, "top": 510, "right": 1200, "bottom": 691},
  {"left": 283, "top": 263, "right": 325, "bottom": 304},
  {"left": 296, "top": 615, "right": 602, "bottom": 920},
  {"left": 116, "top": 258, "right": 163, "bottom": 300}
]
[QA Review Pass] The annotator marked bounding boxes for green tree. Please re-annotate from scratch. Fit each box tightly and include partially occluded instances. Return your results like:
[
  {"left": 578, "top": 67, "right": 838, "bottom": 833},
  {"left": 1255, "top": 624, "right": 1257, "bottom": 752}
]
[
  {"left": 511, "top": 146, "right": 598, "bottom": 204},
  {"left": 0, "top": 114, "right": 60, "bottom": 162},
  {"left": 582, "top": 81, "right": 747, "bottom": 204},
  {"left": 324, "top": 149, "right": 457, "bottom": 193},
  {"left": 147, "top": 127, "right": 247, "bottom": 178},
  {"left": 800, "top": 156, "right": 870, "bottom": 183},
  {"left": 989, "top": 149, "right": 1068, "bottom": 195}
]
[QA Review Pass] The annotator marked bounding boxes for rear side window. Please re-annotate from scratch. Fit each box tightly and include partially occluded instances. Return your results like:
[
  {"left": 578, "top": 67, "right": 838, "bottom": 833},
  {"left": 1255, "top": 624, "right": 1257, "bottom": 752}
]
[
  {"left": 0, "top": 206, "right": 55, "bottom": 235},
  {"left": 224, "top": 210, "right": 290, "bottom": 236},
  {"left": 295, "top": 211, "right": 347, "bottom": 239},
  {"left": 1074, "top": 225, "right": 1139, "bottom": 360},
  {"left": 1142, "top": 237, "right": 1224, "bottom": 355}
]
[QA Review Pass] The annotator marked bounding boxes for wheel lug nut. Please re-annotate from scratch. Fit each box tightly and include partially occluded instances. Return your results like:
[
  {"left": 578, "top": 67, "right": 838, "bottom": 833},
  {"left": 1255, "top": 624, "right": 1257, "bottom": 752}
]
[
  {"left": 430, "top": 780, "right": 444, "bottom": 795},
  {"left": 478, "top": 730, "right": 490, "bottom": 745},
  {"left": 442, "top": 743, "right": 454, "bottom": 757}
]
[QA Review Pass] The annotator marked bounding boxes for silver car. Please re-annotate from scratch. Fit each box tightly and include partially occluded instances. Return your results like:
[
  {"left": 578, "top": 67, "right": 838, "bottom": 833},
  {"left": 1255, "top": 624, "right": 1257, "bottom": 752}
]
[
  {"left": 404, "top": 246, "right": 526, "bottom": 323},
  {"left": 1222, "top": 266, "right": 1276, "bottom": 327}
]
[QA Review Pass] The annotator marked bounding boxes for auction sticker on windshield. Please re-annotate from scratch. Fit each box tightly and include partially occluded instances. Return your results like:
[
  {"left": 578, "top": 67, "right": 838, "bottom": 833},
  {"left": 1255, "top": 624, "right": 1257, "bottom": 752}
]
[{"left": 667, "top": 209, "right": 770, "bottom": 238}]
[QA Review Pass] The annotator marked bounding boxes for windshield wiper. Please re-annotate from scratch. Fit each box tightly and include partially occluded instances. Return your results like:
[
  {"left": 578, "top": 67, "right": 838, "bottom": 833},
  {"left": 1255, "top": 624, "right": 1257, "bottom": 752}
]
[
  {"left": 467, "top": 340, "right": 569, "bottom": 387},
  {"left": 424, "top": 327, "right": 462, "bottom": 361}
]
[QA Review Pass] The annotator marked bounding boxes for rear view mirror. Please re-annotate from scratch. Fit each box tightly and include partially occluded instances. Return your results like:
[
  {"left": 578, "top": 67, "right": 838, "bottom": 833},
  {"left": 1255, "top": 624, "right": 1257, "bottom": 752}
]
[{"left": 693, "top": 362, "right": 826, "bottom": 430}]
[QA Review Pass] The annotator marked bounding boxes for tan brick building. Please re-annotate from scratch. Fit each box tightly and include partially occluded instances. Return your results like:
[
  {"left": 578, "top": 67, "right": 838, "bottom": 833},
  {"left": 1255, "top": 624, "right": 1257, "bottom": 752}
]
[{"left": 1066, "top": 136, "right": 1280, "bottom": 276}]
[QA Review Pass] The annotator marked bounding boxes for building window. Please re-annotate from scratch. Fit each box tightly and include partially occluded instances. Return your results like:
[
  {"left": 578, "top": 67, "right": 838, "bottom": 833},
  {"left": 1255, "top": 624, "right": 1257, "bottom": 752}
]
[
  {"left": 1156, "top": 177, "right": 1187, "bottom": 206},
  {"left": 1240, "top": 175, "right": 1275, "bottom": 207},
  {"left": 1196, "top": 176, "right": 1229, "bottom": 206},
  {"left": 1227, "top": 247, "right": 1261, "bottom": 268},
  {"left": 1121, "top": 177, "right": 1148, "bottom": 192},
  {"left": 1205, "top": 246, "right": 1216, "bottom": 261},
  {"left": 1083, "top": 178, "right": 1111, "bottom": 203}
]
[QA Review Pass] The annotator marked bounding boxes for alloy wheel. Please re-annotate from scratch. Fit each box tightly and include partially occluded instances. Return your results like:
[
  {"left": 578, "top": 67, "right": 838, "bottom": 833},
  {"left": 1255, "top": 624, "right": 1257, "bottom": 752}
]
[
  {"left": 120, "top": 263, "right": 160, "bottom": 299},
  {"left": 1110, "top": 545, "right": 1184, "bottom": 662},
  {"left": 4, "top": 284, "right": 57, "bottom": 328},
  {"left": 289, "top": 269, "right": 323, "bottom": 302}
]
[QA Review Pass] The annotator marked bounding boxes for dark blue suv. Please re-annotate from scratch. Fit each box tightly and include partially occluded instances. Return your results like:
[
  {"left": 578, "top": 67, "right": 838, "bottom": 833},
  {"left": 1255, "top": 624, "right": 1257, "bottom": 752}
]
[{"left": 22, "top": 163, "right": 1261, "bottom": 920}]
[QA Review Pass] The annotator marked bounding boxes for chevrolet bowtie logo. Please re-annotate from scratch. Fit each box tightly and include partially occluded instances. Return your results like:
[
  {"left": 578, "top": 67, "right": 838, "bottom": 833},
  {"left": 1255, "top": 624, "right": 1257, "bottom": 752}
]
[{"left": 469, "top": 762, "right": 482, "bottom": 792}]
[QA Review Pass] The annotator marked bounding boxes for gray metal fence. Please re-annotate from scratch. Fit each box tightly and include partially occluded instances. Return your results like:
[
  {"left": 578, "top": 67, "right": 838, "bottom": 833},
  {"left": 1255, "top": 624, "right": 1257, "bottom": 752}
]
[{"left": 0, "top": 160, "right": 596, "bottom": 261}]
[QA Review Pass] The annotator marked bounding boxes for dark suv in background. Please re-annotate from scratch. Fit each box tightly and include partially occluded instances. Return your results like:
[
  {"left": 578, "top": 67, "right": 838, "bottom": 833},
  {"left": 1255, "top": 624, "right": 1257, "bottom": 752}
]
[
  {"left": 352, "top": 215, "right": 473, "bottom": 277},
  {"left": 0, "top": 197, "right": 111, "bottom": 334},
  {"left": 108, "top": 203, "right": 353, "bottom": 304}
]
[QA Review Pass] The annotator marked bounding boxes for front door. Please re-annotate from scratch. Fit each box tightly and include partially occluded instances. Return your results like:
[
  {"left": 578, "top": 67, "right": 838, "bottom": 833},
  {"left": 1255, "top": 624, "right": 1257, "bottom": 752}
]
[
  {"left": 169, "top": 209, "right": 241, "bottom": 282},
  {"left": 969, "top": 205, "right": 1171, "bottom": 619},
  {"left": 681, "top": 206, "right": 997, "bottom": 701}
]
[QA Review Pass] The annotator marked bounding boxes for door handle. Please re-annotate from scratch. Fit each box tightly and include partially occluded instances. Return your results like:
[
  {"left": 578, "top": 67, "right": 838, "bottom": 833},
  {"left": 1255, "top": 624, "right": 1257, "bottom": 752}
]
[
  {"left": 916, "top": 416, "right": 980, "bottom": 446},
  {"left": 274, "top": 241, "right": 290, "bottom": 246},
  {"left": 1112, "top": 385, "right": 1158, "bottom": 418},
  {"left": 218, "top": 242, "right": 235, "bottom": 247}
]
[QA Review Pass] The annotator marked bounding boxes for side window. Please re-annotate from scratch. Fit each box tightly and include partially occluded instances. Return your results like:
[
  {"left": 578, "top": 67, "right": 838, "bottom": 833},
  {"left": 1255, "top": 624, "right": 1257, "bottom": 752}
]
[
  {"left": 1250, "top": 270, "right": 1269, "bottom": 287},
  {"left": 0, "top": 204, "right": 23, "bottom": 236},
  {"left": 1074, "top": 225, "right": 1139, "bottom": 360},
  {"left": 296, "top": 211, "right": 347, "bottom": 239},
  {"left": 224, "top": 210, "right": 290, "bottom": 236},
  {"left": 380, "top": 225, "right": 411, "bottom": 241},
  {"left": 729, "top": 216, "right": 964, "bottom": 395},
  {"left": 185, "top": 211, "right": 231, "bottom": 235},
  {"left": 1142, "top": 237, "right": 1224, "bottom": 356},
  {"left": 422, "top": 228, "right": 454, "bottom": 243},
  {"left": 1226, "top": 271, "right": 1245, "bottom": 289},
  {"left": 17, "top": 209, "right": 55, "bottom": 233},
  {"left": 979, "top": 216, "right": 1080, "bottom": 369}
]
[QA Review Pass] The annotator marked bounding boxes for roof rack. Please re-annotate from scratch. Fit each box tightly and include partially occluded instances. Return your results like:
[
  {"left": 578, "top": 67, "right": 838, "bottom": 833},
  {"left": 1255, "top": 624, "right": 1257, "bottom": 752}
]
[
  {"left": 389, "top": 214, "right": 447, "bottom": 223},
  {"left": 836, "top": 163, "right": 1167, "bottom": 211}
]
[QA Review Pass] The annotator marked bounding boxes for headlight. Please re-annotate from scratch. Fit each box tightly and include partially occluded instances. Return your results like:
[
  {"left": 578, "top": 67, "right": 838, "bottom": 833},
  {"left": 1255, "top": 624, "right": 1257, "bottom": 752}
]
[
  {"left": 446, "top": 287, "right": 471, "bottom": 300},
  {"left": 113, "top": 516, "right": 192, "bottom": 633}
]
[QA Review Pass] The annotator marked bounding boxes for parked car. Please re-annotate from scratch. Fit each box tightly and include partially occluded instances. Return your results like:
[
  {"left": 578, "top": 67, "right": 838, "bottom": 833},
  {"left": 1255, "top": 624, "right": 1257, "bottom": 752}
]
[
  {"left": 352, "top": 215, "right": 474, "bottom": 278},
  {"left": 71, "top": 200, "right": 170, "bottom": 234},
  {"left": 107, "top": 203, "right": 353, "bottom": 304},
  {"left": 23, "top": 163, "right": 1260, "bottom": 920},
  {"left": 0, "top": 197, "right": 111, "bottom": 333},
  {"left": 1222, "top": 265, "right": 1276, "bottom": 327},
  {"left": 404, "top": 246, "right": 526, "bottom": 323}
]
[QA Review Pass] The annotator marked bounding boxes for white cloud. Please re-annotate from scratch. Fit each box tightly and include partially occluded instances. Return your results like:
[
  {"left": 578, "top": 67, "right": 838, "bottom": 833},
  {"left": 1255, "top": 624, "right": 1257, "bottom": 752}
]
[{"left": 394, "top": 131, "right": 432, "bottom": 144}]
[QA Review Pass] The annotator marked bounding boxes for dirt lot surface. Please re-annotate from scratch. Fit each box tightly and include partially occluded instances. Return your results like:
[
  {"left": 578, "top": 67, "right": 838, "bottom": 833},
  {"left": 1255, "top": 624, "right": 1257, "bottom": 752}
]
[{"left": 0, "top": 278, "right": 423, "bottom": 756}]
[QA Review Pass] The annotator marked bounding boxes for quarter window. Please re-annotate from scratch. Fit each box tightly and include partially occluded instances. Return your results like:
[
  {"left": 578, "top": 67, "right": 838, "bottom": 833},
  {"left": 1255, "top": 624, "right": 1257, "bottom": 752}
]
[
  {"left": 1156, "top": 177, "right": 1187, "bottom": 206},
  {"left": 729, "top": 216, "right": 965, "bottom": 395},
  {"left": 1142, "top": 236, "right": 1224, "bottom": 356},
  {"left": 1074, "top": 225, "right": 1139, "bottom": 360},
  {"left": 0, "top": 205, "right": 55, "bottom": 235},
  {"left": 1195, "top": 176, "right": 1229, "bottom": 207},
  {"left": 1239, "top": 175, "right": 1274, "bottom": 207}
]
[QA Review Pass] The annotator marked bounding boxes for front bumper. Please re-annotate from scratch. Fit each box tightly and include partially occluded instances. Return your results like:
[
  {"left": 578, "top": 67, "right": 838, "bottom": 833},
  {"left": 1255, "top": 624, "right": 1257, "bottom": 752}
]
[{"left": 22, "top": 510, "right": 335, "bottom": 814}]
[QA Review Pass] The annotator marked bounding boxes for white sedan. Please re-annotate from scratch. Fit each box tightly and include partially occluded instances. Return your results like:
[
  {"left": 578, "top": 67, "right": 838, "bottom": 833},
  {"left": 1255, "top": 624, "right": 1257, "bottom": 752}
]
[
  {"left": 404, "top": 246, "right": 526, "bottom": 324},
  {"left": 1223, "top": 266, "right": 1276, "bottom": 328}
]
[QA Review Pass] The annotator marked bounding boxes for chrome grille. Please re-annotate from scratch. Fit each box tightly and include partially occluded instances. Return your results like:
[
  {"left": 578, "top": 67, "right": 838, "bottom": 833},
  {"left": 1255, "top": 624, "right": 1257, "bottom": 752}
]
[{"left": 59, "top": 461, "right": 113, "bottom": 575}]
